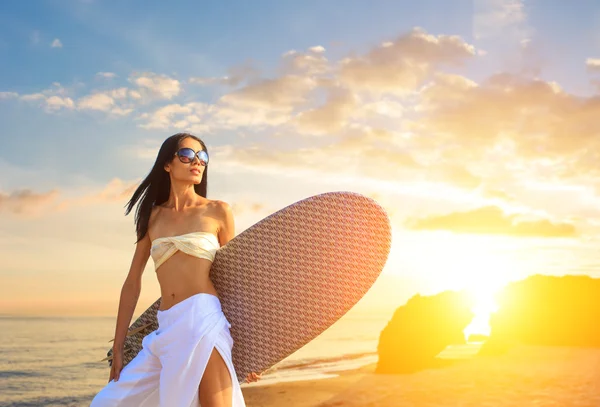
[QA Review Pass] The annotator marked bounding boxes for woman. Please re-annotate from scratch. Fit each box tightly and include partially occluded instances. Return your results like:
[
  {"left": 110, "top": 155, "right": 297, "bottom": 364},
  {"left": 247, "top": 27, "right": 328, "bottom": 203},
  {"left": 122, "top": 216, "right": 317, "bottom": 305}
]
[{"left": 91, "top": 133, "right": 260, "bottom": 407}]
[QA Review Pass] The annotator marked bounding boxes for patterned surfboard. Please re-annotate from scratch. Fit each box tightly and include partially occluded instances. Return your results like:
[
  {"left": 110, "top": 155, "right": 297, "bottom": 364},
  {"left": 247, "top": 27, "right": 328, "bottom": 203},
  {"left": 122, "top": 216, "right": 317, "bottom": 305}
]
[{"left": 105, "top": 191, "right": 392, "bottom": 383}]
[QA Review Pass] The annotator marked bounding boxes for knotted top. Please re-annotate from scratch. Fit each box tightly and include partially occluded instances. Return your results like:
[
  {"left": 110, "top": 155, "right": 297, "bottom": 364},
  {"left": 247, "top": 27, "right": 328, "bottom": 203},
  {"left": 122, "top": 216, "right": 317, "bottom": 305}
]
[{"left": 150, "top": 231, "right": 220, "bottom": 271}]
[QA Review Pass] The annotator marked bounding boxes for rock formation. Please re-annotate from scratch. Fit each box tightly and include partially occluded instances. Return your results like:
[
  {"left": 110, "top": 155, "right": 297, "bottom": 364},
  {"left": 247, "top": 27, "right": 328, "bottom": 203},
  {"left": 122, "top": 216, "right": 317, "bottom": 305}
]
[
  {"left": 376, "top": 290, "right": 474, "bottom": 374},
  {"left": 479, "top": 274, "right": 600, "bottom": 356}
]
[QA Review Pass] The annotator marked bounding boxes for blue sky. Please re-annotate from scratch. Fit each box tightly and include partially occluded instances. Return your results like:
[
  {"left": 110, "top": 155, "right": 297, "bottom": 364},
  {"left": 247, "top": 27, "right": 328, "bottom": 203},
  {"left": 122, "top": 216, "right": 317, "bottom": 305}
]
[
  {"left": 2, "top": 0, "right": 600, "bottom": 317},
  {"left": 1, "top": 0, "right": 599, "bottom": 191}
]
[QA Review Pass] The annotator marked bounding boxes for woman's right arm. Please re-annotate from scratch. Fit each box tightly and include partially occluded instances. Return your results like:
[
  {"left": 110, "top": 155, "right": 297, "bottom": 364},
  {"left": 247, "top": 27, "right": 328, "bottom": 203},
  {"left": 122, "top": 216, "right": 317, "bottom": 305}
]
[
  {"left": 112, "top": 232, "right": 152, "bottom": 350},
  {"left": 109, "top": 232, "right": 152, "bottom": 382}
]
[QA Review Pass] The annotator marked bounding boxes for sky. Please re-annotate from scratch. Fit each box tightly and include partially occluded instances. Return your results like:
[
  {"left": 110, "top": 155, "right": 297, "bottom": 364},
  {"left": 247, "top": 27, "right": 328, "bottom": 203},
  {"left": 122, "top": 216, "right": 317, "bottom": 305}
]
[{"left": 2, "top": 0, "right": 600, "bottom": 326}]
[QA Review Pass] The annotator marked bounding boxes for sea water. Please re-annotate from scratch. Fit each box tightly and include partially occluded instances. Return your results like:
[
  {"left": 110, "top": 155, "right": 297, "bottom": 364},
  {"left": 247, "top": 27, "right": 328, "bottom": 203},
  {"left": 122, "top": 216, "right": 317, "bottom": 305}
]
[{"left": 1, "top": 311, "right": 401, "bottom": 406}]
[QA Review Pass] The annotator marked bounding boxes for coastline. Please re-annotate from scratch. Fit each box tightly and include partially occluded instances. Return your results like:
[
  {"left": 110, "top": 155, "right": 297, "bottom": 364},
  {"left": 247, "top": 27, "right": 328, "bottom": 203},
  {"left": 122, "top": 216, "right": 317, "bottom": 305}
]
[
  {"left": 242, "top": 361, "right": 378, "bottom": 407},
  {"left": 241, "top": 345, "right": 600, "bottom": 407}
]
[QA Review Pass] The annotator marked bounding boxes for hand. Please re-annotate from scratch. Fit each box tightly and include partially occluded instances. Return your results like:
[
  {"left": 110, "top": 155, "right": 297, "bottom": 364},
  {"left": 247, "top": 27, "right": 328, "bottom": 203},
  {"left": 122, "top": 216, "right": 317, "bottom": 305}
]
[
  {"left": 109, "top": 346, "right": 124, "bottom": 383},
  {"left": 245, "top": 371, "right": 262, "bottom": 383}
]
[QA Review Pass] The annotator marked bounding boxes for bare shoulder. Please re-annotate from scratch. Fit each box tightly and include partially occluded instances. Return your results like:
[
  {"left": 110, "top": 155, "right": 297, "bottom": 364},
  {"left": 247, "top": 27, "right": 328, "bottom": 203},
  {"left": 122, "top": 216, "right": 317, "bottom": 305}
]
[
  {"left": 211, "top": 199, "right": 233, "bottom": 214},
  {"left": 210, "top": 199, "right": 234, "bottom": 226},
  {"left": 210, "top": 199, "right": 235, "bottom": 245},
  {"left": 147, "top": 205, "right": 163, "bottom": 239}
]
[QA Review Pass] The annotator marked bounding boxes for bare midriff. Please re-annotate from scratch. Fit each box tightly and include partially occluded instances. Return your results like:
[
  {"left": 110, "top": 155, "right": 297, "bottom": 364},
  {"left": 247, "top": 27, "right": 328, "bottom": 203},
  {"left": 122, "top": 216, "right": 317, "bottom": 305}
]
[{"left": 155, "top": 251, "right": 219, "bottom": 311}]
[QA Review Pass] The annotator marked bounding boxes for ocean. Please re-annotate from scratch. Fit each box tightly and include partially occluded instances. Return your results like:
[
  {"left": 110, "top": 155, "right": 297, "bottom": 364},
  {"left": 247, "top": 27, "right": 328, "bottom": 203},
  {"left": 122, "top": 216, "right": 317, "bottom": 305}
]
[{"left": 2, "top": 310, "right": 436, "bottom": 407}]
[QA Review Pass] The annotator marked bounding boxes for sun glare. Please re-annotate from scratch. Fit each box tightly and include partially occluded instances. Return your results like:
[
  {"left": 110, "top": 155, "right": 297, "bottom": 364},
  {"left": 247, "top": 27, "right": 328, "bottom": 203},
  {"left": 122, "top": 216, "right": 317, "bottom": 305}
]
[{"left": 394, "top": 231, "right": 522, "bottom": 338}]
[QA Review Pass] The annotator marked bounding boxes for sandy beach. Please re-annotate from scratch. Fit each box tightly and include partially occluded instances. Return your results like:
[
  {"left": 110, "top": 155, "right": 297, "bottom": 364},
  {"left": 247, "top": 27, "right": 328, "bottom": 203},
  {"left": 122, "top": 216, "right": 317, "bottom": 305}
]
[{"left": 242, "top": 345, "right": 600, "bottom": 407}]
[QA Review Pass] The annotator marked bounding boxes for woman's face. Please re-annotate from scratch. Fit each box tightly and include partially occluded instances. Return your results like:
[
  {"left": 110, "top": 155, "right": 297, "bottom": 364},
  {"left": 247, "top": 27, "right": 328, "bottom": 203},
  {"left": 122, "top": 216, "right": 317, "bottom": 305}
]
[{"left": 165, "top": 137, "right": 206, "bottom": 184}]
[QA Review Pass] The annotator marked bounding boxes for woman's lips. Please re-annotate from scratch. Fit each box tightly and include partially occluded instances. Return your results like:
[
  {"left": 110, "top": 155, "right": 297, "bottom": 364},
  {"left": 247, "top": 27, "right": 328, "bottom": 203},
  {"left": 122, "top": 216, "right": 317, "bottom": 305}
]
[{"left": 190, "top": 169, "right": 201, "bottom": 175}]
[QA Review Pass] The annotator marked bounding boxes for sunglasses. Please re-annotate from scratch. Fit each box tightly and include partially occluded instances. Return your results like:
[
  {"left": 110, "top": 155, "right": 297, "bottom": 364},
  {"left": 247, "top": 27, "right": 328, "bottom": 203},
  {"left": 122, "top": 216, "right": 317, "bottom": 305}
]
[{"left": 174, "top": 148, "right": 209, "bottom": 166}]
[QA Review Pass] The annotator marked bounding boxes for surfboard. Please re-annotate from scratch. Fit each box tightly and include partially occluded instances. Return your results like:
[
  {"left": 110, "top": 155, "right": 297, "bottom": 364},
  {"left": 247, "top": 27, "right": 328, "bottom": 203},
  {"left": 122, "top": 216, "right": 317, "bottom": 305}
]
[{"left": 104, "top": 191, "right": 392, "bottom": 383}]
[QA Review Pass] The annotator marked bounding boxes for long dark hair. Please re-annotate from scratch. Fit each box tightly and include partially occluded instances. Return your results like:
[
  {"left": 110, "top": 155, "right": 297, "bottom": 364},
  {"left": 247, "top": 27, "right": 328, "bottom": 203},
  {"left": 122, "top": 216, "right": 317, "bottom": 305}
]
[{"left": 125, "top": 133, "right": 208, "bottom": 243}]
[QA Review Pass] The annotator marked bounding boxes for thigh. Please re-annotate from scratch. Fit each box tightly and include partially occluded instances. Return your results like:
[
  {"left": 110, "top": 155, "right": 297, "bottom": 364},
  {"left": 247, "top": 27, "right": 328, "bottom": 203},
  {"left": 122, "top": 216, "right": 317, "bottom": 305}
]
[
  {"left": 90, "top": 345, "right": 162, "bottom": 407},
  {"left": 198, "top": 347, "right": 233, "bottom": 407}
]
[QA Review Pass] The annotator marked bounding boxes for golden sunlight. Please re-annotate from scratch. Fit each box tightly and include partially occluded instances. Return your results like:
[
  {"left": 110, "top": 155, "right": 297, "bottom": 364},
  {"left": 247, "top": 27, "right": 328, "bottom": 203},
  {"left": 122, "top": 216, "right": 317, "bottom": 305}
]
[{"left": 395, "top": 231, "right": 525, "bottom": 337}]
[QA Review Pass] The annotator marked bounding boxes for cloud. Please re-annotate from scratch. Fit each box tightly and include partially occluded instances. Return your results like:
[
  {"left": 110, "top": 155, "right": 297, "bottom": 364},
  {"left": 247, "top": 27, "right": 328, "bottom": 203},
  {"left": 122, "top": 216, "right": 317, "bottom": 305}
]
[
  {"left": 181, "top": 75, "right": 318, "bottom": 131},
  {"left": 96, "top": 72, "right": 117, "bottom": 79},
  {"left": 338, "top": 28, "right": 476, "bottom": 95},
  {"left": 45, "top": 95, "right": 75, "bottom": 110},
  {"left": 138, "top": 102, "right": 207, "bottom": 130},
  {"left": 292, "top": 89, "right": 358, "bottom": 135},
  {"left": 586, "top": 58, "right": 600, "bottom": 73},
  {"left": 55, "top": 178, "right": 140, "bottom": 211},
  {"left": 220, "top": 75, "right": 316, "bottom": 110},
  {"left": 18, "top": 83, "right": 75, "bottom": 112},
  {"left": 282, "top": 46, "right": 329, "bottom": 76},
  {"left": 188, "top": 76, "right": 233, "bottom": 86},
  {"left": 129, "top": 72, "right": 181, "bottom": 100},
  {"left": 189, "top": 60, "right": 260, "bottom": 88},
  {"left": 213, "top": 125, "right": 420, "bottom": 181},
  {"left": 138, "top": 74, "right": 314, "bottom": 130},
  {"left": 75, "top": 89, "right": 134, "bottom": 116},
  {"left": 78, "top": 93, "right": 115, "bottom": 111},
  {"left": 0, "top": 179, "right": 140, "bottom": 218},
  {"left": 51, "top": 38, "right": 63, "bottom": 48},
  {"left": 0, "top": 189, "right": 60, "bottom": 217},
  {"left": 408, "top": 72, "right": 600, "bottom": 174},
  {"left": 473, "top": 0, "right": 529, "bottom": 40},
  {"left": 406, "top": 206, "right": 577, "bottom": 238},
  {"left": 20, "top": 93, "right": 45, "bottom": 101}
]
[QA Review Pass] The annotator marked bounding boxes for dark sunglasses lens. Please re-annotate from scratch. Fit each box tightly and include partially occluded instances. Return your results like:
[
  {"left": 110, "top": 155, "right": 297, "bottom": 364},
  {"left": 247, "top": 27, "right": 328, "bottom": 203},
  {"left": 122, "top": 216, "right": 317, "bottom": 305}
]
[
  {"left": 178, "top": 148, "right": 195, "bottom": 163},
  {"left": 199, "top": 150, "right": 209, "bottom": 165}
]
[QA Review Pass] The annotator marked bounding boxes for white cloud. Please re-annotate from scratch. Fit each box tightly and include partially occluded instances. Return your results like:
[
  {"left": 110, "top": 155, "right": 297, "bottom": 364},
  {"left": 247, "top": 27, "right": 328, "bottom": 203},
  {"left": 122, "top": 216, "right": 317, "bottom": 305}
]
[
  {"left": 45, "top": 96, "right": 74, "bottom": 110},
  {"left": 96, "top": 72, "right": 117, "bottom": 79},
  {"left": 129, "top": 90, "right": 142, "bottom": 100},
  {"left": 292, "top": 89, "right": 358, "bottom": 135},
  {"left": 282, "top": 48, "right": 329, "bottom": 76},
  {"left": 108, "top": 88, "right": 129, "bottom": 99},
  {"left": 110, "top": 107, "right": 134, "bottom": 116},
  {"left": 51, "top": 38, "right": 63, "bottom": 48},
  {"left": 17, "top": 83, "right": 75, "bottom": 112},
  {"left": 78, "top": 93, "right": 115, "bottom": 111},
  {"left": 139, "top": 103, "right": 206, "bottom": 130},
  {"left": 338, "top": 28, "right": 476, "bottom": 95},
  {"left": 586, "top": 58, "right": 600, "bottom": 72},
  {"left": 220, "top": 75, "right": 316, "bottom": 110},
  {"left": 130, "top": 72, "right": 181, "bottom": 100},
  {"left": 76, "top": 89, "right": 138, "bottom": 116}
]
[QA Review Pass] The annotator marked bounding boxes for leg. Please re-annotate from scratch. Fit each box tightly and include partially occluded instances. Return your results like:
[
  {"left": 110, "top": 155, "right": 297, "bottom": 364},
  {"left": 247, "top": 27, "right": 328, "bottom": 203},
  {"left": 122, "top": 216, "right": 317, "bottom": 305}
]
[
  {"left": 157, "top": 318, "right": 245, "bottom": 407},
  {"left": 90, "top": 335, "right": 162, "bottom": 407},
  {"left": 198, "top": 347, "right": 233, "bottom": 407}
]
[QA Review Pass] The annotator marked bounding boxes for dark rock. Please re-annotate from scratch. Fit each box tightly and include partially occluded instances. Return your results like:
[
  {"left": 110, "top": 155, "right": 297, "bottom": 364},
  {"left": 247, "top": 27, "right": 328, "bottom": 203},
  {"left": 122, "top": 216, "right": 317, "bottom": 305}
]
[{"left": 376, "top": 290, "right": 474, "bottom": 374}]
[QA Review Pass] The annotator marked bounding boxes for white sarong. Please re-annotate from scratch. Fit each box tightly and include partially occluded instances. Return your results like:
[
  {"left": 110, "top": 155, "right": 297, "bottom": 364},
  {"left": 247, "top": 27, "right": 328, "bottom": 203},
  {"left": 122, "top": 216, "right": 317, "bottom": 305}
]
[{"left": 90, "top": 293, "right": 246, "bottom": 407}]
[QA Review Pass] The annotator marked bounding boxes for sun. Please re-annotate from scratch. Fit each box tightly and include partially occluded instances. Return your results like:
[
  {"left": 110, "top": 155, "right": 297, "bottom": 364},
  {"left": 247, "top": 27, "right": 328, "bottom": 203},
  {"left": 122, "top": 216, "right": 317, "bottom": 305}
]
[
  {"left": 395, "top": 231, "right": 519, "bottom": 338},
  {"left": 450, "top": 238, "right": 513, "bottom": 338}
]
